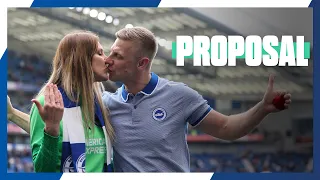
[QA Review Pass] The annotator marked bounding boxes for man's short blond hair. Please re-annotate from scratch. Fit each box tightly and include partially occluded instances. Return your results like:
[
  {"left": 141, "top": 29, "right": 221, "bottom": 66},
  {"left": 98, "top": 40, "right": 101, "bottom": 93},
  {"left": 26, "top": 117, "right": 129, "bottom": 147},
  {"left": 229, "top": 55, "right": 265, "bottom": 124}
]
[{"left": 115, "top": 27, "right": 158, "bottom": 61}]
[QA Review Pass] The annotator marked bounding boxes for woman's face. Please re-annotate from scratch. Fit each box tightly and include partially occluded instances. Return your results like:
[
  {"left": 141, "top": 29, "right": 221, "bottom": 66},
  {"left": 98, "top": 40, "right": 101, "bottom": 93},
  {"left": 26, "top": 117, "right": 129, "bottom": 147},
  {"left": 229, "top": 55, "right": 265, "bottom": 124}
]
[{"left": 92, "top": 42, "right": 109, "bottom": 82}]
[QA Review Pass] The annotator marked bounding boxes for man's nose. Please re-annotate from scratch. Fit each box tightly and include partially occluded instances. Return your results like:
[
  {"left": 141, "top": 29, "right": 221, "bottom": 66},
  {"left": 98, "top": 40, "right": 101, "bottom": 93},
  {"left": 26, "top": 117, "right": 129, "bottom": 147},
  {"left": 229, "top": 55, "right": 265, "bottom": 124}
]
[{"left": 105, "top": 56, "right": 113, "bottom": 66}]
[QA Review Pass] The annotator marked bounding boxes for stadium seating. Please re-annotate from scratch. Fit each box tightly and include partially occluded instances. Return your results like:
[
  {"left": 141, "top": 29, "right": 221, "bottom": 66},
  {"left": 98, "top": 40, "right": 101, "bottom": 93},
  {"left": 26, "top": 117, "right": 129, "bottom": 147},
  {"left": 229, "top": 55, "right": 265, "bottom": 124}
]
[
  {"left": 190, "top": 152, "right": 313, "bottom": 172},
  {"left": 8, "top": 50, "right": 50, "bottom": 86}
]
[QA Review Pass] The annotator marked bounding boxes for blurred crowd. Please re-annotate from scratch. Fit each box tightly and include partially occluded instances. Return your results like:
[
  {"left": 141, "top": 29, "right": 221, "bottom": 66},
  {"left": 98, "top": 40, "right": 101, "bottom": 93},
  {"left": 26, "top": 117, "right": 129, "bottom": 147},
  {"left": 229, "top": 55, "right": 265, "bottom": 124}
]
[
  {"left": 7, "top": 143, "right": 33, "bottom": 173},
  {"left": 190, "top": 151, "right": 313, "bottom": 172},
  {"left": 7, "top": 144, "right": 313, "bottom": 173},
  {"left": 7, "top": 50, "right": 313, "bottom": 173},
  {"left": 8, "top": 51, "right": 49, "bottom": 86}
]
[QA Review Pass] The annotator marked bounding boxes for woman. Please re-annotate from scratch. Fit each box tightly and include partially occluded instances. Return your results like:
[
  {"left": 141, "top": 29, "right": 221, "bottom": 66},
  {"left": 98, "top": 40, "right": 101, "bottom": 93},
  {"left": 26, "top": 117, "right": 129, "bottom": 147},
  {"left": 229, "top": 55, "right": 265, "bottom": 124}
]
[{"left": 8, "top": 31, "right": 115, "bottom": 173}]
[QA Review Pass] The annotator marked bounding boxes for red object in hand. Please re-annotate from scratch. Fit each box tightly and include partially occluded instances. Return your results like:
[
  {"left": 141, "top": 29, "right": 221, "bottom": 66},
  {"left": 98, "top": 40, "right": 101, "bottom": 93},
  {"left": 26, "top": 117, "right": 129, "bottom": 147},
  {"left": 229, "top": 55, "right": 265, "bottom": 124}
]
[{"left": 272, "top": 95, "right": 286, "bottom": 110}]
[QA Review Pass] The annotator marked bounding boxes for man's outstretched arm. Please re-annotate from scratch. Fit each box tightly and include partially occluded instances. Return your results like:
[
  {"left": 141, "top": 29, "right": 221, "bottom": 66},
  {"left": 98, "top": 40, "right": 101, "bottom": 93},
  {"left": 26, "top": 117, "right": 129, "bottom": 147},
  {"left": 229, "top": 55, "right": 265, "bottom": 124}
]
[{"left": 197, "top": 75, "right": 291, "bottom": 141}]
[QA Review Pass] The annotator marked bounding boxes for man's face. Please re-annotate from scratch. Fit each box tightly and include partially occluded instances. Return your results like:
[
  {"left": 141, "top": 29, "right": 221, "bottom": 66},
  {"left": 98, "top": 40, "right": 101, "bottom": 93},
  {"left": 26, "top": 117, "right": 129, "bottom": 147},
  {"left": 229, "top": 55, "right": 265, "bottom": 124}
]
[{"left": 106, "top": 38, "right": 139, "bottom": 82}]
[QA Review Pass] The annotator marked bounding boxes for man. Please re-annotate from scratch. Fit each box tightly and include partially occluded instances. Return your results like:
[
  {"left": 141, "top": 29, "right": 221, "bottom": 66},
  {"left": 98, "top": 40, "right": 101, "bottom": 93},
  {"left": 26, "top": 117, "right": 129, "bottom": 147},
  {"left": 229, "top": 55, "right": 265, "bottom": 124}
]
[{"left": 102, "top": 27, "right": 291, "bottom": 172}]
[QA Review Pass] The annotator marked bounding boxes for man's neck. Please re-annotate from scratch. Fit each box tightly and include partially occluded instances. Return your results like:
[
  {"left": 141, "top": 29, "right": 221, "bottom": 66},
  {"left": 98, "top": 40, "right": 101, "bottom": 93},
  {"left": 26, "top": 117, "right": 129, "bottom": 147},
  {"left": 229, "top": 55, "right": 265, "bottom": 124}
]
[{"left": 124, "top": 72, "right": 151, "bottom": 95}]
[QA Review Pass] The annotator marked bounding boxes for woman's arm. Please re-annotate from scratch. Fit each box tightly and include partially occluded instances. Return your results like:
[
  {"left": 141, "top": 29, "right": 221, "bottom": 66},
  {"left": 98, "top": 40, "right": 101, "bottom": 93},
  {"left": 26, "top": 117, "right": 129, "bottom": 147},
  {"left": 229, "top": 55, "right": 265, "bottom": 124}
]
[
  {"left": 7, "top": 96, "right": 30, "bottom": 133},
  {"left": 8, "top": 84, "right": 65, "bottom": 172}
]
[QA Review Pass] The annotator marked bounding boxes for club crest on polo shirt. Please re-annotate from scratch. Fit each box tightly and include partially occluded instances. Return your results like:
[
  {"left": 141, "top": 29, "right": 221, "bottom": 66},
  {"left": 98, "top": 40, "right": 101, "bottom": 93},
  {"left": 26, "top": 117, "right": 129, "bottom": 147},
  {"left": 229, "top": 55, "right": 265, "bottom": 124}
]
[
  {"left": 63, "top": 153, "right": 86, "bottom": 173},
  {"left": 152, "top": 107, "right": 167, "bottom": 121}
]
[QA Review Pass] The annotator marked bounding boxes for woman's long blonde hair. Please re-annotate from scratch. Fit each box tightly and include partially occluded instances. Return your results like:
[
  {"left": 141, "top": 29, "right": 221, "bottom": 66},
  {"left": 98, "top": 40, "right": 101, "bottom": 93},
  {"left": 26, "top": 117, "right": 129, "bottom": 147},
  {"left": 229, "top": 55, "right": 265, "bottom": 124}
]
[{"left": 36, "top": 31, "right": 114, "bottom": 141}]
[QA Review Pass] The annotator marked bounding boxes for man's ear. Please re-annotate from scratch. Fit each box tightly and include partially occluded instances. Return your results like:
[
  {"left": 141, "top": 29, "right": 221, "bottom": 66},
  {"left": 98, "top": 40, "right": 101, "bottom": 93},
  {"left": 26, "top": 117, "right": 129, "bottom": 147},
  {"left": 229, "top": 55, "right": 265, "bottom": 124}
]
[{"left": 137, "top": 57, "right": 150, "bottom": 69}]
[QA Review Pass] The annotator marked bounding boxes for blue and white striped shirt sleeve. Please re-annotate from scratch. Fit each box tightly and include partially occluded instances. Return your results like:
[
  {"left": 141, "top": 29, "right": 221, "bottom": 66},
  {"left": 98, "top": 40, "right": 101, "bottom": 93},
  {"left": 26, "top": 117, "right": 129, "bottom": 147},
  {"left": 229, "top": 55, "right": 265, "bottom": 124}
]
[{"left": 180, "top": 84, "right": 212, "bottom": 127}]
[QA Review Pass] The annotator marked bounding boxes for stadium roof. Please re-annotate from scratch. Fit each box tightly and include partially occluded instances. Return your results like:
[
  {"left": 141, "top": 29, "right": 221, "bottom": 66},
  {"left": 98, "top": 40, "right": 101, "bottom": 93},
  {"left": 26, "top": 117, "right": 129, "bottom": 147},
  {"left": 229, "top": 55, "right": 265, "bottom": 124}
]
[{"left": 7, "top": 8, "right": 313, "bottom": 100}]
